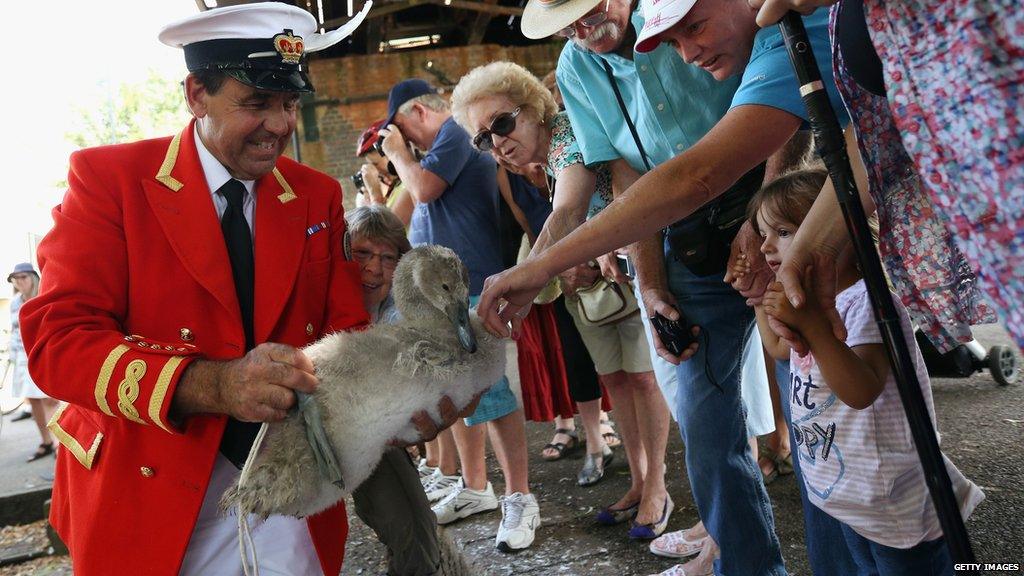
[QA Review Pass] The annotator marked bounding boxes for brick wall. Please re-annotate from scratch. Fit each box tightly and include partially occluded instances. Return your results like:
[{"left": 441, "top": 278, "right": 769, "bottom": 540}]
[{"left": 296, "top": 42, "right": 563, "bottom": 208}]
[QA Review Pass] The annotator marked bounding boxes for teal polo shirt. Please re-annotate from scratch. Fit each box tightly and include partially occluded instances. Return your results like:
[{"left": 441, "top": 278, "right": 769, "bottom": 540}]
[
  {"left": 731, "top": 8, "right": 849, "bottom": 127},
  {"left": 556, "top": 7, "right": 740, "bottom": 172}
]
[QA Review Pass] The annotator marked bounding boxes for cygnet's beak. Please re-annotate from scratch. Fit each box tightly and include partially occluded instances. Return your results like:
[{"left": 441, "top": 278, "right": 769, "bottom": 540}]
[{"left": 447, "top": 299, "right": 477, "bottom": 353}]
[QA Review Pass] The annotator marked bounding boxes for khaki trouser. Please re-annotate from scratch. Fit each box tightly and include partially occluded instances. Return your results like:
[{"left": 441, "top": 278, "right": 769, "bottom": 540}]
[{"left": 352, "top": 448, "right": 441, "bottom": 576}]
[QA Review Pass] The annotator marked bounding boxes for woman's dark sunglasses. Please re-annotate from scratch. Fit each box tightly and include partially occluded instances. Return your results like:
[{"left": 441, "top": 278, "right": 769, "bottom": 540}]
[{"left": 472, "top": 107, "right": 522, "bottom": 152}]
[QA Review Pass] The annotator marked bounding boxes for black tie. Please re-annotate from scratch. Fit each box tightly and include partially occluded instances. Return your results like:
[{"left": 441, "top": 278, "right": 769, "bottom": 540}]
[{"left": 217, "top": 179, "right": 259, "bottom": 468}]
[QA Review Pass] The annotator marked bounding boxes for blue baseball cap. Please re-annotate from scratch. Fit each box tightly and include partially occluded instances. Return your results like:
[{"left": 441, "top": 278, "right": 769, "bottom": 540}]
[{"left": 384, "top": 79, "right": 437, "bottom": 126}]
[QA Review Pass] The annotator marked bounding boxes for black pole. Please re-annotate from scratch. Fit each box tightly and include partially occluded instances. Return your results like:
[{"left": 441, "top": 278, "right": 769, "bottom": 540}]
[{"left": 777, "top": 12, "right": 977, "bottom": 569}]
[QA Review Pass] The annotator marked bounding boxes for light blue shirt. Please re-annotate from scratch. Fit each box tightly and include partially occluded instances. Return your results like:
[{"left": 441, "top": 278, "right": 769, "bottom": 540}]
[
  {"left": 731, "top": 8, "right": 849, "bottom": 127},
  {"left": 556, "top": 7, "right": 740, "bottom": 172}
]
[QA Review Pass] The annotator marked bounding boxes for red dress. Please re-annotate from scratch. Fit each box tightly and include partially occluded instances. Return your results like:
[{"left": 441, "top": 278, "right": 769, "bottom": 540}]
[{"left": 515, "top": 301, "right": 612, "bottom": 422}]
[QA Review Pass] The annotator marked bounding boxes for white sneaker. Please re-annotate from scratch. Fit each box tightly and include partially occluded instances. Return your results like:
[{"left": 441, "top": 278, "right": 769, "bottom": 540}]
[
  {"left": 432, "top": 479, "right": 498, "bottom": 525},
  {"left": 495, "top": 492, "right": 541, "bottom": 552},
  {"left": 417, "top": 459, "right": 436, "bottom": 481},
  {"left": 423, "top": 469, "right": 461, "bottom": 502}
]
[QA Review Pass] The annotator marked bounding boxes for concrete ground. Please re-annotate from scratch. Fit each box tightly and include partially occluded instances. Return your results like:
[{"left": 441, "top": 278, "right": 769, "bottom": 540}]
[
  {"left": 343, "top": 323, "right": 1024, "bottom": 576},
  {"left": 2, "top": 324, "right": 1022, "bottom": 575},
  {"left": 0, "top": 410, "right": 56, "bottom": 500}
]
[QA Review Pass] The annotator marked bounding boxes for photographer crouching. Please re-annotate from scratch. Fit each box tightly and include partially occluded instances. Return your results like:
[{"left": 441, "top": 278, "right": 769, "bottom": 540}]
[{"left": 354, "top": 119, "right": 415, "bottom": 227}]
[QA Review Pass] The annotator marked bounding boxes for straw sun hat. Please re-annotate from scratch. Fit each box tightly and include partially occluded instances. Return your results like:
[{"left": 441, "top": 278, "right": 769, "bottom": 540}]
[{"left": 520, "top": 0, "right": 604, "bottom": 40}]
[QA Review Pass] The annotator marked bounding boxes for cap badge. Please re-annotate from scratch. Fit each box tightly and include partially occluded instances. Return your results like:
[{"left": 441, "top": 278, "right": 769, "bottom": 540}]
[{"left": 273, "top": 31, "right": 304, "bottom": 64}]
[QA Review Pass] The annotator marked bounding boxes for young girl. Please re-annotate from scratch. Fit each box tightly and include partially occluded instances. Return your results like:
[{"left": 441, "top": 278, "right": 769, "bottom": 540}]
[{"left": 740, "top": 168, "right": 984, "bottom": 575}]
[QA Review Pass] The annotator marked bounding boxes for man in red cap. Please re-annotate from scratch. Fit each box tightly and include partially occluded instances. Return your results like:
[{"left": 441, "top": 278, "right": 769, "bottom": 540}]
[{"left": 354, "top": 119, "right": 414, "bottom": 226}]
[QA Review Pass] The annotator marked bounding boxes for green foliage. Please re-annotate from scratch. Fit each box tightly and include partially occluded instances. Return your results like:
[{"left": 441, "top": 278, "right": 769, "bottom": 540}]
[{"left": 65, "top": 71, "right": 190, "bottom": 149}]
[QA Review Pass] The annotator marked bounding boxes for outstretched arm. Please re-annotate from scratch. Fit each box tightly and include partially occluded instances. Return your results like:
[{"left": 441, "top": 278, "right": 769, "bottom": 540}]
[{"left": 477, "top": 105, "right": 801, "bottom": 336}]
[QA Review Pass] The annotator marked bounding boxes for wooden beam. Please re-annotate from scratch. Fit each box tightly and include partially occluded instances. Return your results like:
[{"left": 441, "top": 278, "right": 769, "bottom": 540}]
[
  {"left": 440, "top": 0, "right": 522, "bottom": 16},
  {"left": 322, "top": 0, "right": 426, "bottom": 26},
  {"left": 466, "top": 0, "right": 499, "bottom": 43},
  {"left": 322, "top": 0, "right": 521, "bottom": 26}
]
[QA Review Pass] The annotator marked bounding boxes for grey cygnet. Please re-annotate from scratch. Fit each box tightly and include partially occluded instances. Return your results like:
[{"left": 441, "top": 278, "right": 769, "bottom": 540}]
[{"left": 220, "top": 245, "right": 506, "bottom": 519}]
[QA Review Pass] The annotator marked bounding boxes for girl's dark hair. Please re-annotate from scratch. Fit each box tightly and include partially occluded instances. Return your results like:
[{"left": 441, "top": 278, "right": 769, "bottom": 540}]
[{"left": 747, "top": 167, "right": 828, "bottom": 234}]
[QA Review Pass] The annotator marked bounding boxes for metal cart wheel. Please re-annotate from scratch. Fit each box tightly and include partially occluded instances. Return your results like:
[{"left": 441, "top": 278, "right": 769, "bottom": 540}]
[{"left": 987, "top": 345, "right": 1017, "bottom": 386}]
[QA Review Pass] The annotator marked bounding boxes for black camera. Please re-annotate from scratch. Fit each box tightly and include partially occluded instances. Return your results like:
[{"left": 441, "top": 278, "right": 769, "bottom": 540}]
[
  {"left": 650, "top": 307, "right": 697, "bottom": 357},
  {"left": 350, "top": 172, "right": 365, "bottom": 193},
  {"left": 372, "top": 136, "right": 399, "bottom": 177}
]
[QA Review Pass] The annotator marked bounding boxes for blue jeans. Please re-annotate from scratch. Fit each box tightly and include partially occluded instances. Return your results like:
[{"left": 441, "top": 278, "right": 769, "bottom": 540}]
[
  {"left": 775, "top": 360, "right": 858, "bottom": 576},
  {"left": 841, "top": 523, "right": 953, "bottom": 576},
  {"left": 666, "top": 256, "right": 785, "bottom": 576}
]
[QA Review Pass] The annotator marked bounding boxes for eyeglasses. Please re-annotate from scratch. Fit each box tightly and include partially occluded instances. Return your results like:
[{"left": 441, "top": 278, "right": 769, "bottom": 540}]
[
  {"left": 352, "top": 248, "right": 400, "bottom": 270},
  {"left": 10, "top": 274, "right": 31, "bottom": 281},
  {"left": 555, "top": 0, "right": 611, "bottom": 38},
  {"left": 471, "top": 107, "right": 522, "bottom": 152}
]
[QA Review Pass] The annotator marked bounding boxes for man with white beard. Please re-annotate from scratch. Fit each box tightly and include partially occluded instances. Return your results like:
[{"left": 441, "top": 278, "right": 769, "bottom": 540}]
[{"left": 515, "top": 0, "right": 787, "bottom": 574}]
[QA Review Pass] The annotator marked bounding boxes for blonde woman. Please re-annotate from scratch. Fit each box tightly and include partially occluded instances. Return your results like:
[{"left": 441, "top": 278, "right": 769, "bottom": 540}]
[
  {"left": 452, "top": 62, "right": 675, "bottom": 539},
  {"left": 7, "top": 263, "right": 59, "bottom": 462}
]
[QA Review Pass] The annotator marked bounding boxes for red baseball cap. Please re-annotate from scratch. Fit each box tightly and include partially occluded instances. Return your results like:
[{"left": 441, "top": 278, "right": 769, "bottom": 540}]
[{"left": 356, "top": 119, "right": 387, "bottom": 156}]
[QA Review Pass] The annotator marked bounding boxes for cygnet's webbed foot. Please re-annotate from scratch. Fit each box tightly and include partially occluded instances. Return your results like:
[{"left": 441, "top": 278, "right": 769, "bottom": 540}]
[{"left": 296, "top": 390, "right": 345, "bottom": 491}]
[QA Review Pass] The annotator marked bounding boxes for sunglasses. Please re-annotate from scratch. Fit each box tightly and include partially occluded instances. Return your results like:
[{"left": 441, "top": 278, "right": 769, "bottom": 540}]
[
  {"left": 555, "top": 0, "right": 611, "bottom": 38},
  {"left": 472, "top": 107, "right": 522, "bottom": 152}
]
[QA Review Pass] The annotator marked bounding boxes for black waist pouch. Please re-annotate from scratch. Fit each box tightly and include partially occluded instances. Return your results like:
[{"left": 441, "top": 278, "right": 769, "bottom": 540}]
[{"left": 666, "top": 162, "right": 766, "bottom": 277}]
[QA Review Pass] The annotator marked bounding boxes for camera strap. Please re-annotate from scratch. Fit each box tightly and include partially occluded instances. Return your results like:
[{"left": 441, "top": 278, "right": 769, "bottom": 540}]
[
  {"left": 602, "top": 59, "right": 652, "bottom": 172},
  {"left": 601, "top": 59, "right": 724, "bottom": 227}
]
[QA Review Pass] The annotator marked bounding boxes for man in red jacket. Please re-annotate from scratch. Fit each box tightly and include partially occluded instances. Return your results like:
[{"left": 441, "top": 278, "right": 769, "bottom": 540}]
[{"left": 15, "top": 3, "right": 457, "bottom": 575}]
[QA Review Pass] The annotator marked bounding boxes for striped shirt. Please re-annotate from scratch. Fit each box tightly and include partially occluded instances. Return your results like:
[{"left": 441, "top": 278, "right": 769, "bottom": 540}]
[{"left": 789, "top": 280, "right": 984, "bottom": 548}]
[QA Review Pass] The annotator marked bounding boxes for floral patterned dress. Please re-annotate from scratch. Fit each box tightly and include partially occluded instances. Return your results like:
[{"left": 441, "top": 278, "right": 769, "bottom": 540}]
[
  {"left": 828, "top": 0, "right": 1013, "bottom": 351},
  {"left": 546, "top": 112, "right": 613, "bottom": 220},
  {"left": 832, "top": 0, "right": 1022, "bottom": 351}
]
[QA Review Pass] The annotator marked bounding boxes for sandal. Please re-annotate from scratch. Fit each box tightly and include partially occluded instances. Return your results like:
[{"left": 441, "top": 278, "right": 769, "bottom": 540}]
[
  {"left": 600, "top": 419, "right": 622, "bottom": 449},
  {"left": 578, "top": 445, "right": 615, "bottom": 486},
  {"left": 758, "top": 454, "right": 780, "bottom": 485},
  {"left": 27, "top": 442, "right": 55, "bottom": 463},
  {"left": 541, "top": 428, "right": 578, "bottom": 461},
  {"left": 629, "top": 495, "right": 675, "bottom": 540},
  {"left": 758, "top": 447, "right": 794, "bottom": 485},
  {"left": 776, "top": 449, "right": 794, "bottom": 476}
]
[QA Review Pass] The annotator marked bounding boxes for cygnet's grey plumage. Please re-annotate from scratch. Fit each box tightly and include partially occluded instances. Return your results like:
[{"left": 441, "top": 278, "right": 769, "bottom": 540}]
[{"left": 220, "top": 245, "right": 505, "bottom": 519}]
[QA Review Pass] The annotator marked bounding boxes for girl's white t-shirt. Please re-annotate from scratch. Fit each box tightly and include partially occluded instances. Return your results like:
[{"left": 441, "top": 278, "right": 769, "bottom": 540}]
[{"left": 789, "top": 280, "right": 984, "bottom": 549}]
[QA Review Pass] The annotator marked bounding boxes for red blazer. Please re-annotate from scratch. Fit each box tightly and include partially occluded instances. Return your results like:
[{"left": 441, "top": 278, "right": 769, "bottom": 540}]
[{"left": 20, "top": 122, "right": 369, "bottom": 576}]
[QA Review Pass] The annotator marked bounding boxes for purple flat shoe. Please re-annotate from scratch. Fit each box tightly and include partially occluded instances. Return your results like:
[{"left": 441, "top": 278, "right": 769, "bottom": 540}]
[
  {"left": 595, "top": 500, "right": 640, "bottom": 525},
  {"left": 628, "top": 496, "right": 674, "bottom": 540}
]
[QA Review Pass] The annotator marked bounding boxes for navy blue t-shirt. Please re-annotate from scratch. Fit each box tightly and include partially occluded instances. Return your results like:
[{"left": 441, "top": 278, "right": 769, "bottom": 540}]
[
  {"left": 508, "top": 174, "right": 552, "bottom": 239},
  {"left": 408, "top": 117, "right": 503, "bottom": 295}
]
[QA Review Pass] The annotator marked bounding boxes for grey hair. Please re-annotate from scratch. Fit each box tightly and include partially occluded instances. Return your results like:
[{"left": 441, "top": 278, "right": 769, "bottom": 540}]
[
  {"left": 450, "top": 61, "right": 558, "bottom": 132},
  {"left": 345, "top": 205, "right": 412, "bottom": 255},
  {"left": 397, "top": 93, "right": 450, "bottom": 116}
]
